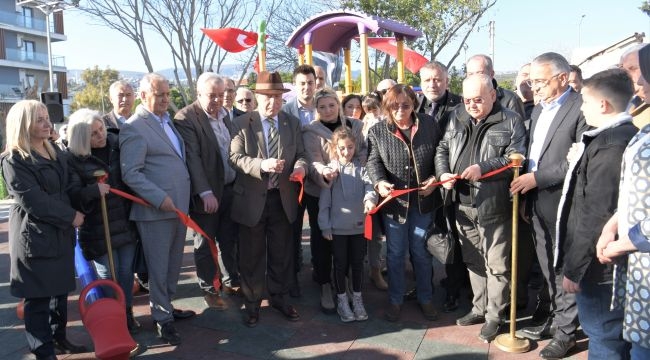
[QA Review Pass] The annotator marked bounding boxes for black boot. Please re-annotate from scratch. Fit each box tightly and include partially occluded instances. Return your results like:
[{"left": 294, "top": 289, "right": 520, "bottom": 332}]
[{"left": 126, "top": 307, "right": 141, "bottom": 334}]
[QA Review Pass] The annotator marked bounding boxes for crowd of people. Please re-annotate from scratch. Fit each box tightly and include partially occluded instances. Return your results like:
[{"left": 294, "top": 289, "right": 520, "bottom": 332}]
[{"left": 3, "top": 46, "right": 650, "bottom": 360}]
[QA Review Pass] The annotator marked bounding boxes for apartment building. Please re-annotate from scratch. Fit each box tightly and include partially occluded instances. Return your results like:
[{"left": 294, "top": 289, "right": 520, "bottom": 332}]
[{"left": 0, "top": 1, "right": 67, "bottom": 111}]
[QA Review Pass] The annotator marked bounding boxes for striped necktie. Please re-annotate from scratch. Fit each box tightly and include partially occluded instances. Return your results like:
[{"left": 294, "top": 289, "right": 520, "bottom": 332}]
[{"left": 266, "top": 117, "right": 279, "bottom": 188}]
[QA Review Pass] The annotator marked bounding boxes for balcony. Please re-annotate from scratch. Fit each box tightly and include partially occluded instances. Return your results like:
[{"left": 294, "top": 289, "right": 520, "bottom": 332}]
[
  {"left": 4, "top": 48, "right": 65, "bottom": 68},
  {"left": 0, "top": 10, "right": 47, "bottom": 31},
  {"left": 0, "top": 83, "right": 26, "bottom": 101}
]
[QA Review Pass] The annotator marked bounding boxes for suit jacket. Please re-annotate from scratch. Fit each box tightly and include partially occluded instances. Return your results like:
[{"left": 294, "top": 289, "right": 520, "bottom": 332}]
[
  {"left": 229, "top": 110, "right": 308, "bottom": 227},
  {"left": 282, "top": 98, "right": 311, "bottom": 127},
  {"left": 102, "top": 111, "right": 123, "bottom": 129},
  {"left": 174, "top": 101, "right": 235, "bottom": 214},
  {"left": 415, "top": 90, "right": 462, "bottom": 132},
  {"left": 120, "top": 105, "right": 191, "bottom": 221},
  {"left": 527, "top": 90, "right": 590, "bottom": 217}
]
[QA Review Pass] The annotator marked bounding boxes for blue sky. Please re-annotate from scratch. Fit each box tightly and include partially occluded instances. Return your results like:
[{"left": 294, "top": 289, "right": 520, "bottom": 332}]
[{"left": 53, "top": 0, "right": 650, "bottom": 73}]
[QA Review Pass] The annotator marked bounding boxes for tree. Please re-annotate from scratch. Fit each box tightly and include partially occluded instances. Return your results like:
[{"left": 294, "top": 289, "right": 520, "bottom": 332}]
[
  {"left": 76, "top": 0, "right": 284, "bottom": 103},
  {"left": 71, "top": 67, "right": 119, "bottom": 112},
  {"left": 641, "top": 1, "right": 650, "bottom": 16},
  {"left": 339, "top": 0, "right": 496, "bottom": 69}
]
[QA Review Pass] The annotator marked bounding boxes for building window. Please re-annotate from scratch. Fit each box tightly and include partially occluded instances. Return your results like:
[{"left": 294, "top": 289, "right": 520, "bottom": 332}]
[
  {"left": 26, "top": 74, "right": 35, "bottom": 89},
  {"left": 22, "top": 7, "right": 34, "bottom": 28},
  {"left": 22, "top": 41, "right": 35, "bottom": 61}
]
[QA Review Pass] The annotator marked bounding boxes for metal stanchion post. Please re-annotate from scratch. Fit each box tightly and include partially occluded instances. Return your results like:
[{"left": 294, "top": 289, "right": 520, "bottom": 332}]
[{"left": 494, "top": 153, "right": 530, "bottom": 353}]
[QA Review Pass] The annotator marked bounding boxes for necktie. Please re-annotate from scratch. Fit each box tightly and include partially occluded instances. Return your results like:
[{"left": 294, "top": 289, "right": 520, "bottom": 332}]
[
  {"left": 267, "top": 118, "right": 279, "bottom": 188},
  {"left": 161, "top": 119, "right": 183, "bottom": 158},
  {"left": 428, "top": 102, "right": 437, "bottom": 116}
]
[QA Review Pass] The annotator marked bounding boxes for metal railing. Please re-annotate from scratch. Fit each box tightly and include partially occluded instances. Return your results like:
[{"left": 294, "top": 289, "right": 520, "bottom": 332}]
[
  {"left": 0, "top": 10, "right": 49, "bottom": 32},
  {"left": 4, "top": 48, "right": 65, "bottom": 67}
]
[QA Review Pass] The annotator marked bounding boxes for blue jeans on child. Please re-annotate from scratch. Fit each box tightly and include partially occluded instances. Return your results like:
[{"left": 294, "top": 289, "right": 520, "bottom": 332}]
[{"left": 575, "top": 281, "right": 630, "bottom": 360}]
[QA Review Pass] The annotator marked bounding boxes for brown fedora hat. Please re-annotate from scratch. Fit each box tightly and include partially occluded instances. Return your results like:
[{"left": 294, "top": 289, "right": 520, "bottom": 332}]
[{"left": 255, "top": 71, "right": 290, "bottom": 95}]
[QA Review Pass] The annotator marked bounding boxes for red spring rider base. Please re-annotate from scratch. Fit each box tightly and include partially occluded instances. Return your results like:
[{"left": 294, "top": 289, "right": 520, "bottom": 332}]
[{"left": 79, "top": 279, "right": 137, "bottom": 360}]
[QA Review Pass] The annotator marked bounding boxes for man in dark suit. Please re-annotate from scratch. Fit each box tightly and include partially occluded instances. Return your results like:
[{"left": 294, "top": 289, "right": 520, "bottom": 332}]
[
  {"left": 510, "top": 52, "right": 590, "bottom": 359},
  {"left": 120, "top": 73, "right": 194, "bottom": 345},
  {"left": 103, "top": 80, "right": 135, "bottom": 129},
  {"left": 229, "top": 71, "right": 308, "bottom": 328},
  {"left": 281, "top": 64, "right": 317, "bottom": 298},
  {"left": 174, "top": 72, "right": 239, "bottom": 311},
  {"left": 224, "top": 78, "right": 245, "bottom": 121},
  {"left": 415, "top": 60, "right": 464, "bottom": 312}
]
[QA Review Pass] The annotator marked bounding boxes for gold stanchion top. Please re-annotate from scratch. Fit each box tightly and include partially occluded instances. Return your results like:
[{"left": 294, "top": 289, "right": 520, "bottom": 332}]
[
  {"left": 92, "top": 169, "right": 107, "bottom": 178},
  {"left": 509, "top": 153, "right": 525, "bottom": 167}
]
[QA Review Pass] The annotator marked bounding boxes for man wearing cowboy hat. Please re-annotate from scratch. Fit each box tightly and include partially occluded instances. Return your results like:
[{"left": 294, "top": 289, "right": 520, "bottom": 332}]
[{"left": 229, "top": 71, "right": 308, "bottom": 327}]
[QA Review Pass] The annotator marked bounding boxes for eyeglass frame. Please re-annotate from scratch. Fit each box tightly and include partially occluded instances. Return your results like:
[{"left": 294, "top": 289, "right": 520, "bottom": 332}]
[
  {"left": 388, "top": 103, "right": 413, "bottom": 111},
  {"left": 236, "top": 98, "right": 253, "bottom": 104},
  {"left": 524, "top": 73, "right": 564, "bottom": 88}
]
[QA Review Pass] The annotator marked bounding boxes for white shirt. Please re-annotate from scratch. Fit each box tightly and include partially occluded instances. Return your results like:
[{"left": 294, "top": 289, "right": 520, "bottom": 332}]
[{"left": 527, "top": 88, "right": 572, "bottom": 172}]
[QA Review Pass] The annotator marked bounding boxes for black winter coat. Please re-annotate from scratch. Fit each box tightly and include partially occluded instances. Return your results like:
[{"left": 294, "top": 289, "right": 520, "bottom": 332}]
[
  {"left": 1, "top": 149, "right": 77, "bottom": 298},
  {"left": 367, "top": 112, "right": 442, "bottom": 223},
  {"left": 435, "top": 103, "right": 528, "bottom": 224},
  {"left": 68, "top": 132, "right": 137, "bottom": 260},
  {"left": 559, "top": 121, "right": 638, "bottom": 283}
]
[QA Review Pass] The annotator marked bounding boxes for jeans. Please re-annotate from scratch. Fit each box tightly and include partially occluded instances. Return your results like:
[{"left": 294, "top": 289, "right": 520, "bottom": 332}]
[
  {"left": 575, "top": 281, "right": 630, "bottom": 360},
  {"left": 631, "top": 343, "right": 650, "bottom": 360},
  {"left": 94, "top": 242, "right": 136, "bottom": 308},
  {"left": 383, "top": 207, "right": 433, "bottom": 305}
]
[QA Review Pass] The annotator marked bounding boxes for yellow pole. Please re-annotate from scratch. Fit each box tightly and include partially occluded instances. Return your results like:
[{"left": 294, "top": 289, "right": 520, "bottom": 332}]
[
  {"left": 359, "top": 31, "right": 369, "bottom": 94},
  {"left": 93, "top": 170, "right": 116, "bottom": 282},
  {"left": 344, "top": 47, "right": 352, "bottom": 94},
  {"left": 305, "top": 43, "right": 313, "bottom": 65},
  {"left": 396, "top": 37, "right": 405, "bottom": 84},
  {"left": 299, "top": 52, "right": 305, "bottom": 65},
  {"left": 494, "top": 153, "right": 530, "bottom": 353}
]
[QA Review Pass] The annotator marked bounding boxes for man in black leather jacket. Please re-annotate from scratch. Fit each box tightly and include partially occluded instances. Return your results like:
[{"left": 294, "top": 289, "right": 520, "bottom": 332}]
[{"left": 435, "top": 74, "right": 527, "bottom": 343}]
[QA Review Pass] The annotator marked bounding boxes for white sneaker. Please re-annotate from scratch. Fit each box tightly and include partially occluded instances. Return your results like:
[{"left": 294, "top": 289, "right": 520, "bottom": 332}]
[
  {"left": 336, "top": 293, "right": 355, "bottom": 322},
  {"left": 352, "top": 292, "right": 368, "bottom": 321}
]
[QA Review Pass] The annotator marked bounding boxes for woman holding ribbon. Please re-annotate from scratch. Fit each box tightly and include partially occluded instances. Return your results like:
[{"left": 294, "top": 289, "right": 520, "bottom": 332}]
[
  {"left": 66, "top": 109, "right": 141, "bottom": 336},
  {"left": 366, "top": 84, "right": 442, "bottom": 322}
]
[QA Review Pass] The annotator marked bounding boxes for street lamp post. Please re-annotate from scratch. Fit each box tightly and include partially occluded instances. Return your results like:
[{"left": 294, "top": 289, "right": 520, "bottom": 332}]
[
  {"left": 16, "top": 1, "right": 75, "bottom": 92},
  {"left": 578, "top": 14, "right": 586, "bottom": 47}
]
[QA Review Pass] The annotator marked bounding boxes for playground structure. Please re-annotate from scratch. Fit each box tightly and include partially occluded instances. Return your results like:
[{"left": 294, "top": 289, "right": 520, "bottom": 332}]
[{"left": 285, "top": 10, "right": 422, "bottom": 94}]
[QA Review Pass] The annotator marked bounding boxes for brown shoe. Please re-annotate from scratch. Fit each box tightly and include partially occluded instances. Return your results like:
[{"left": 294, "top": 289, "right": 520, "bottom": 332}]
[
  {"left": 204, "top": 292, "right": 227, "bottom": 310},
  {"left": 419, "top": 302, "right": 439, "bottom": 321},
  {"left": 370, "top": 266, "right": 388, "bottom": 291},
  {"left": 223, "top": 286, "right": 242, "bottom": 296},
  {"left": 384, "top": 303, "right": 401, "bottom": 322}
]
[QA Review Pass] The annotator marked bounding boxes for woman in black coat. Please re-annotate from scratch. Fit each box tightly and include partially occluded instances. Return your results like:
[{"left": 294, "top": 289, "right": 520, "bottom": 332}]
[
  {"left": 366, "top": 85, "right": 442, "bottom": 323},
  {"left": 66, "top": 109, "right": 141, "bottom": 334},
  {"left": 1, "top": 100, "right": 87, "bottom": 359}
]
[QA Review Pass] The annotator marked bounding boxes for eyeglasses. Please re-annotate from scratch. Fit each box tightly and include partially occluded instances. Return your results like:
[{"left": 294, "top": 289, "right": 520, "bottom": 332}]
[
  {"left": 236, "top": 98, "right": 252, "bottom": 104},
  {"left": 525, "top": 73, "right": 562, "bottom": 88},
  {"left": 463, "top": 97, "right": 485, "bottom": 105},
  {"left": 389, "top": 103, "right": 412, "bottom": 111}
]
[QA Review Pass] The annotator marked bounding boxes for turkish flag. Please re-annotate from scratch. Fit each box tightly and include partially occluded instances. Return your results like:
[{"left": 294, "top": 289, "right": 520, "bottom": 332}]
[
  {"left": 202, "top": 28, "right": 258, "bottom": 53},
  {"left": 362, "top": 37, "right": 429, "bottom": 74}
]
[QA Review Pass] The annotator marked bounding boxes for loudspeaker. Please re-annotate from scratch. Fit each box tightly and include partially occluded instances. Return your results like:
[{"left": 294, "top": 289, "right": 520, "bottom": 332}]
[{"left": 40, "top": 92, "right": 64, "bottom": 123}]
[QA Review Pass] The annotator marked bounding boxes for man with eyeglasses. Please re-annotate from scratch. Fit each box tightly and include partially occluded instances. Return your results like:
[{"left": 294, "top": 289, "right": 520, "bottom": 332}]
[
  {"left": 224, "top": 78, "right": 245, "bottom": 121},
  {"left": 174, "top": 72, "right": 240, "bottom": 311},
  {"left": 235, "top": 87, "right": 256, "bottom": 113},
  {"left": 466, "top": 54, "right": 526, "bottom": 119},
  {"left": 435, "top": 74, "right": 527, "bottom": 343},
  {"left": 619, "top": 43, "right": 650, "bottom": 129},
  {"left": 510, "top": 52, "right": 589, "bottom": 360}
]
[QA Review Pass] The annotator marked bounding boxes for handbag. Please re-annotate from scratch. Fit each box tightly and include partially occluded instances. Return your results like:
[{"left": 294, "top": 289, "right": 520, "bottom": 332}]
[
  {"left": 425, "top": 209, "right": 454, "bottom": 264},
  {"left": 426, "top": 225, "right": 454, "bottom": 264}
]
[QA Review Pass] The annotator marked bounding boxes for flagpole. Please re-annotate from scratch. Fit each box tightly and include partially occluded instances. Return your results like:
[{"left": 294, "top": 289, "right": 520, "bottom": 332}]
[{"left": 258, "top": 21, "right": 267, "bottom": 72}]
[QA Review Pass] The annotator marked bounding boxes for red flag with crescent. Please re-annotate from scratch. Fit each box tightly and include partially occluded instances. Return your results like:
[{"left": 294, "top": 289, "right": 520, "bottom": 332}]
[{"left": 202, "top": 28, "right": 258, "bottom": 53}]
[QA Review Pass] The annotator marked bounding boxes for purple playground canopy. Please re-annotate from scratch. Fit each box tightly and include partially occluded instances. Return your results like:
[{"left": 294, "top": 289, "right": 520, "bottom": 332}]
[{"left": 285, "top": 9, "right": 422, "bottom": 53}]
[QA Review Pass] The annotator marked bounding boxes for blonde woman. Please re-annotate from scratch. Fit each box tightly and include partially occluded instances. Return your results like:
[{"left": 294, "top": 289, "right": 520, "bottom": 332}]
[{"left": 1, "top": 100, "right": 86, "bottom": 359}]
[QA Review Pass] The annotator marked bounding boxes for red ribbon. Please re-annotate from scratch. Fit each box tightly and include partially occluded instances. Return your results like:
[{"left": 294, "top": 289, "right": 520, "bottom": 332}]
[
  {"left": 363, "top": 163, "right": 517, "bottom": 240},
  {"left": 99, "top": 177, "right": 222, "bottom": 290},
  {"left": 290, "top": 174, "right": 304, "bottom": 204}
]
